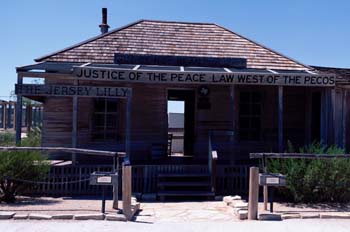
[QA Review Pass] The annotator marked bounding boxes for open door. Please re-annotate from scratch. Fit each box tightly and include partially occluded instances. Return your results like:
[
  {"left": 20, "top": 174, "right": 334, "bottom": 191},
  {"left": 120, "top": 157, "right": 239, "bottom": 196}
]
[{"left": 168, "top": 90, "right": 195, "bottom": 156}]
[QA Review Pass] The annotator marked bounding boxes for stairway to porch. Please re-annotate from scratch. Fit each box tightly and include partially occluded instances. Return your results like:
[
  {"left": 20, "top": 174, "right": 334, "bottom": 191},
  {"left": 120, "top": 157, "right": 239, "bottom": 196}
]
[{"left": 157, "top": 172, "right": 215, "bottom": 200}]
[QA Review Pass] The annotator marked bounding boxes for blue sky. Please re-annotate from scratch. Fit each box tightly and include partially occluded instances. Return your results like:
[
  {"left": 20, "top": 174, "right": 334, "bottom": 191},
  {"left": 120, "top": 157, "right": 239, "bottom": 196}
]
[{"left": 1, "top": 0, "right": 350, "bottom": 105}]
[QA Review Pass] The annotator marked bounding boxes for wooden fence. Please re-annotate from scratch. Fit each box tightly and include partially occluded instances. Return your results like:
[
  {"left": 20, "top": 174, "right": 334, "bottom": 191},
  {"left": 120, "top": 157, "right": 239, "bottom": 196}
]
[
  {"left": 27, "top": 165, "right": 114, "bottom": 196},
  {"left": 26, "top": 164, "right": 250, "bottom": 196},
  {"left": 0, "top": 101, "right": 43, "bottom": 130}
]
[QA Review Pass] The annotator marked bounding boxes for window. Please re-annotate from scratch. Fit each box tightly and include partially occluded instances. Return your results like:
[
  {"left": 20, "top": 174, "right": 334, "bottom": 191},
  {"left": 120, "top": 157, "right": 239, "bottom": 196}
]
[
  {"left": 92, "top": 98, "right": 118, "bottom": 140},
  {"left": 239, "top": 91, "right": 262, "bottom": 141}
]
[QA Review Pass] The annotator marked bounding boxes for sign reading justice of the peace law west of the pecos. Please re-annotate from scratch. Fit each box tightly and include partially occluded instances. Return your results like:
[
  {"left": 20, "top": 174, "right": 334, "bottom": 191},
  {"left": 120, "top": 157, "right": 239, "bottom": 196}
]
[
  {"left": 73, "top": 67, "right": 336, "bottom": 87},
  {"left": 15, "top": 84, "right": 131, "bottom": 98}
]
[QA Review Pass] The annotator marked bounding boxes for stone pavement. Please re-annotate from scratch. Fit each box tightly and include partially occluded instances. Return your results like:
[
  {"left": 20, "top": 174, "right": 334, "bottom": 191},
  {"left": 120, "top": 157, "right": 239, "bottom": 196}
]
[
  {"left": 2, "top": 196, "right": 350, "bottom": 223},
  {"left": 0, "top": 197, "right": 236, "bottom": 223},
  {"left": 136, "top": 201, "right": 236, "bottom": 223}
]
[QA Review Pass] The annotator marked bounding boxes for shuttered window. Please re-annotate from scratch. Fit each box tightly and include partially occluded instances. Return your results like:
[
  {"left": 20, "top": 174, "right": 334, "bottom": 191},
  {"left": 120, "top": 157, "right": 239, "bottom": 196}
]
[
  {"left": 92, "top": 98, "right": 118, "bottom": 140},
  {"left": 239, "top": 91, "right": 262, "bottom": 141}
]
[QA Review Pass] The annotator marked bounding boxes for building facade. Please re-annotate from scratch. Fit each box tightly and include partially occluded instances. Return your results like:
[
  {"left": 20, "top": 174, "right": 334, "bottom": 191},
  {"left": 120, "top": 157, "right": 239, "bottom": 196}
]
[{"left": 14, "top": 16, "right": 349, "bottom": 196}]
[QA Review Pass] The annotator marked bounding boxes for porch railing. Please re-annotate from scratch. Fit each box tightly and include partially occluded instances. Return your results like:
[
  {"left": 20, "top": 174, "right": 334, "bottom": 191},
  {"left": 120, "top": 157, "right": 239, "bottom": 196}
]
[{"left": 24, "top": 164, "right": 249, "bottom": 196}]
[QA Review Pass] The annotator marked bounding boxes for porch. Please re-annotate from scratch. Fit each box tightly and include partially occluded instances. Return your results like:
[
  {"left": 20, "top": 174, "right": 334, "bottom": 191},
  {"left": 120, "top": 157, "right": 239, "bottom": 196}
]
[{"left": 14, "top": 61, "right": 338, "bottom": 198}]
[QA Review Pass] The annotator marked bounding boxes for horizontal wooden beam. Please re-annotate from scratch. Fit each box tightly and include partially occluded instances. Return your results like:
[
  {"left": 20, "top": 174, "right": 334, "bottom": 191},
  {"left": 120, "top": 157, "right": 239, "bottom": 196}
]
[
  {"left": 250, "top": 153, "right": 350, "bottom": 159},
  {"left": 17, "top": 71, "right": 74, "bottom": 79},
  {"left": 0, "top": 146, "right": 126, "bottom": 157}
]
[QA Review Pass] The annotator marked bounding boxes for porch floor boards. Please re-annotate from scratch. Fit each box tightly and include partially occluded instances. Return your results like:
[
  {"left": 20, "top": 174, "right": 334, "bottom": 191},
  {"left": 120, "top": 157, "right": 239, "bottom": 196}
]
[{"left": 157, "top": 191, "right": 215, "bottom": 197}]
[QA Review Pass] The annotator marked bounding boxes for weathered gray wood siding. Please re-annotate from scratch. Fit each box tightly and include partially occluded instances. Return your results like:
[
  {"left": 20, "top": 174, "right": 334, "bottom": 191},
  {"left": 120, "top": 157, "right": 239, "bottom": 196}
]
[{"left": 41, "top": 77, "right": 320, "bottom": 164}]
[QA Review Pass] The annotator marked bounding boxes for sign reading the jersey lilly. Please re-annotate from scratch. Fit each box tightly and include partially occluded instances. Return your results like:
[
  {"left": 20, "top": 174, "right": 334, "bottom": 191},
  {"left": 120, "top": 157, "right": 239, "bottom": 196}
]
[
  {"left": 15, "top": 84, "right": 131, "bottom": 98},
  {"left": 73, "top": 67, "right": 336, "bottom": 87}
]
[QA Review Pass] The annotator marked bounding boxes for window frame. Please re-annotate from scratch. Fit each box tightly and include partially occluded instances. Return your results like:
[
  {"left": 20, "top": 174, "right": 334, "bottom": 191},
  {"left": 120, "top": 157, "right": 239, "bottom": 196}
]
[
  {"left": 92, "top": 98, "right": 118, "bottom": 141},
  {"left": 238, "top": 91, "right": 262, "bottom": 141}
]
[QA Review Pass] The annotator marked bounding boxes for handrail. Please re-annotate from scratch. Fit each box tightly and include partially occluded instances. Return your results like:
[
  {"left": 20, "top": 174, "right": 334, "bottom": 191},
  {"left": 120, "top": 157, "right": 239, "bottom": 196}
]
[
  {"left": 208, "top": 132, "right": 213, "bottom": 173},
  {"left": 250, "top": 153, "right": 350, "bottom": 159},
  {"left": 208, "top": 130, "right": 235, "bottom": 193},
  {"left": 0, "top": 146, "right": 126, "bottom": 158},
  {"left": 208, "top": 132, "right": 218, "bottom": 193}
]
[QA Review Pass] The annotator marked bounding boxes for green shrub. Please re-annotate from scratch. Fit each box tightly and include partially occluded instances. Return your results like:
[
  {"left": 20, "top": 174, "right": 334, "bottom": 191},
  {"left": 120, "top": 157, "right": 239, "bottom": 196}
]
[
  {"left": 0, "top": 131, "right": 16, "bottom": 146},
  {"left": 267, "top": 141, "right": 350, "bottom": 203},
  {"left": 0, "top": 129, "right": 49, "bottom": 203}
]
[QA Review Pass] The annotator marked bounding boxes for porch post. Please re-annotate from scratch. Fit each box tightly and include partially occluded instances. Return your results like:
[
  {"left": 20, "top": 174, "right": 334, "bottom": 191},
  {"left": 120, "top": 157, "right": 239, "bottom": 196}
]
[
  {"left": 342, "top": 89, "right": 347, "bottom": 149},
  {"left": 331, "top": 88, "right": 336, "bottom": 144},
  {"left": 278, "top": 86, "right": 283, "bottom": 153},
  {"left": 230, "top": 85, "right": 235, "bottom": 142},
  {"left": 125, "top": 95, "right": 132, "bottom": 162},
  {"left": 72, "top": 80, "right": 78, "bottom": 165},
  {"left": 15, "top": 74, "right": 23, "bottom": 144}
]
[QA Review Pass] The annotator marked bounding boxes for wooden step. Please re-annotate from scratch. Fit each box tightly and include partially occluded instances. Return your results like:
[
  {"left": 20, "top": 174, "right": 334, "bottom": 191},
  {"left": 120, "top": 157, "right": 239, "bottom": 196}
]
[
  {"left": 157, "top": 190, "right": 215, "bottom": 197},
  {"left": 157, "top": 181, "right": 211, "bottom": 187}
]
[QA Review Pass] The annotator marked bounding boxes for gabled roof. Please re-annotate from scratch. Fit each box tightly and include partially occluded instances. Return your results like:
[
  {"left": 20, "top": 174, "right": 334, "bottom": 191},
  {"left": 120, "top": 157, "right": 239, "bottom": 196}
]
[{"left": 36, "top": 19, "right": 309, "bottom": 70}]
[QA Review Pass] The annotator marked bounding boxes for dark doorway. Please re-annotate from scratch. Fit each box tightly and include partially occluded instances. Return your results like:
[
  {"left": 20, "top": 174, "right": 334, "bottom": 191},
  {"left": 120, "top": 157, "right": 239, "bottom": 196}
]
[
  {"left": 168, "top": 90, "right": 195, "bottom": 156},
  {"left": 311, "top": 92, "right": 321, "bottom": 142}
]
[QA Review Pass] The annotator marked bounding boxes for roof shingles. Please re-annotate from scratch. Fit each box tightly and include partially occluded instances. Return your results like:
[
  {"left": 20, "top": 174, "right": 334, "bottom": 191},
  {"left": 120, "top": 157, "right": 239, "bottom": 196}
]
[{"left": 36, "top": 20, "right": 308, "bottom": 70}]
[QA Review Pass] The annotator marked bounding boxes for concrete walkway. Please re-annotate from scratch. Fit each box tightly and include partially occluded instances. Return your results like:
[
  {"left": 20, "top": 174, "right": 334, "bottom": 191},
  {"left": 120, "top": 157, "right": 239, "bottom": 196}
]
[{"left": 1, "top": 220, "right": 350, "bottom": 232}]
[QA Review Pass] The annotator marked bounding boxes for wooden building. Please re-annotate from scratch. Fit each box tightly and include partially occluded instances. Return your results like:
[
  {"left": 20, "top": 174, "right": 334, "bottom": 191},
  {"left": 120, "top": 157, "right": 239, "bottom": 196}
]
[{"left": 15, "top": 10, "right": 348, "bottom": 197}]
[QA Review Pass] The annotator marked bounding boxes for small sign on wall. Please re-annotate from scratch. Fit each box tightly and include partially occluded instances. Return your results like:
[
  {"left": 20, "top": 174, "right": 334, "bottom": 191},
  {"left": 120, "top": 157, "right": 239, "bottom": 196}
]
[
  {"left": 197, "top": 86, "right": 211, "bottom": 109},
  {"left": 198, "top": 86, "right": 210, "bottom": 97}
]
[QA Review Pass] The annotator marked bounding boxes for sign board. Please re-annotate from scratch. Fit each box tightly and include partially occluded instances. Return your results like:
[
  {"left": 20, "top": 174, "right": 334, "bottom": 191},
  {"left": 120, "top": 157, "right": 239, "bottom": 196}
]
[
  {"left": 114, "top": 53, "right": 247, "bottom": 68},
  {"left": 266, "top": 177, "right": 279, "bottom": 185},
  {"left": 15, "top": 84, "right": 131, "bottom": 98},
  {"left": 97, "top": 176, "right": 112, "bottom": 184},
  {"left": 73, "top": 66, "right": 336, "bottom": 87},
  {"left": 90, "top": 172, "right": 118, "bottom": 186},
  {"left": 259, "top": 173, "right": 286, "bottom": 186}
]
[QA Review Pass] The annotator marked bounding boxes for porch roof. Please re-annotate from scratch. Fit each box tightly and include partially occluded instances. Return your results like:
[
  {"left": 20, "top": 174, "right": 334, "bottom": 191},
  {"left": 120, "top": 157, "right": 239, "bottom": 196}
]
[{"left": 16, "top": 61, "right": 316, "bottom": 76}]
